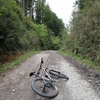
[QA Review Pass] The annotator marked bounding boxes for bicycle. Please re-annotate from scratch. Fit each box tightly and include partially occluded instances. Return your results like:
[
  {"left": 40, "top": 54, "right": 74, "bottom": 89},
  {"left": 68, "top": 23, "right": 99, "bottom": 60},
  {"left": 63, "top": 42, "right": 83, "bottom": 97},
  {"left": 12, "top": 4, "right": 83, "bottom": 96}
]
[{"left": 29, "top": 58, "right": 69, "bottom": 98}]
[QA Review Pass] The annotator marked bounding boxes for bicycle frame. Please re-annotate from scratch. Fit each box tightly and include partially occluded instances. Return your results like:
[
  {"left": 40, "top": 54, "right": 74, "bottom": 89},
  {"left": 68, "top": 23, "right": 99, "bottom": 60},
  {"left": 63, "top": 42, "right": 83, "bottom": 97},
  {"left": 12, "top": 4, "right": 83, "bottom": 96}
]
[
  {"left": 35, "top": 67, "right": 58, "bottom": 84},
  {"left": 30, "top": 58, "right": 68, "bottom": 98},
  {"left": 32, "top": 58, "right": 57, "bottom": 83}
]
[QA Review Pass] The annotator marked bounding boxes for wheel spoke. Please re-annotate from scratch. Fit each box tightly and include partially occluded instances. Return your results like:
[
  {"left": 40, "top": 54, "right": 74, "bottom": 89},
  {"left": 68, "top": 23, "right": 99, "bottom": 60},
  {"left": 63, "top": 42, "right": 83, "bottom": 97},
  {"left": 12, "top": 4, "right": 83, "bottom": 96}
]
[{"left": 31, "top": 78, "right": 58, "bottom": 98}]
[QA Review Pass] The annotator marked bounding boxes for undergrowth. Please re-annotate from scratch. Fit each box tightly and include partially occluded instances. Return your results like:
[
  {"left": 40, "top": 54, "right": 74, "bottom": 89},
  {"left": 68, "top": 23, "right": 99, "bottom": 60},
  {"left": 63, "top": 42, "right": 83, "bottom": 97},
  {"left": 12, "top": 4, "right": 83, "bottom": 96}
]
[
  {"left": 59, "top": 50, "right": 100, "bottom": 70},
  {"left": 0, "top": 50, "right": 38, "bottom": 75}
]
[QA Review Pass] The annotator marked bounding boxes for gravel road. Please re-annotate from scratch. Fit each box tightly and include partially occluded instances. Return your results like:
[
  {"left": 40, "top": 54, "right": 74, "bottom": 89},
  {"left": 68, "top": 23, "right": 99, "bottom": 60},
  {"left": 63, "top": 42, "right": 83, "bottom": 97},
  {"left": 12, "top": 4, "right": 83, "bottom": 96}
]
[{"left": 0, "top": 51, "right": 100, "bottom": 100}]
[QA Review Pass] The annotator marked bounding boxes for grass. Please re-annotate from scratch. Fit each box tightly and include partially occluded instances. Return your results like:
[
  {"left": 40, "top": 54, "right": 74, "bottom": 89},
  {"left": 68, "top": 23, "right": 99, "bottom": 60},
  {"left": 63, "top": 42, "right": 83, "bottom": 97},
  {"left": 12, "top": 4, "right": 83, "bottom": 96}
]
[
  {"left": 0, "top": 50, "right": 39, "bottom": 75},
  {"left": 58, "top": 50, "right": 100, "bottom": 70}
]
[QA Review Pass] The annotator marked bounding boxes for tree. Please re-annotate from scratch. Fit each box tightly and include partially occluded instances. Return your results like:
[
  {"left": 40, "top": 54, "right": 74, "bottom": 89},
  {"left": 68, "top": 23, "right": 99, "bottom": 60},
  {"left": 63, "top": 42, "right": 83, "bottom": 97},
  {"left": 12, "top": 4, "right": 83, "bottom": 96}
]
[
  {"left": 35, "top": 0, "right": 46, "bottom": 24},
  {"left": 67, "top": 0, "right": 100, "bottom": 63},
  {"left": 76, "top": 0, "right": 86, "bottom": 10}
]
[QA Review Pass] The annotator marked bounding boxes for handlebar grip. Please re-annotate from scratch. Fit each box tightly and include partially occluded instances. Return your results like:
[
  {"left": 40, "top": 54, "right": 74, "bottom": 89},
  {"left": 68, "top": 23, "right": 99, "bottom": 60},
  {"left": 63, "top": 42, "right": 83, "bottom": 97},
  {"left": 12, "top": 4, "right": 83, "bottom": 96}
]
[{"left": 29, "top": 72, "right": 35, "bottom": 77}]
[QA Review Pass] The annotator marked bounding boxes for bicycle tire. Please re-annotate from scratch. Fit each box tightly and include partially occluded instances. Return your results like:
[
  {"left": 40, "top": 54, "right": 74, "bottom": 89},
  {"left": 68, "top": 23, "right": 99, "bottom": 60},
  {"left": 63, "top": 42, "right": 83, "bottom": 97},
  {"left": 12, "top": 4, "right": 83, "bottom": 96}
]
[
  {"left": 49, "top": 69, "right": 69, "bottom": 80},
  {"left": 31, "top": 78, "right": 58, "bottom": 98}
]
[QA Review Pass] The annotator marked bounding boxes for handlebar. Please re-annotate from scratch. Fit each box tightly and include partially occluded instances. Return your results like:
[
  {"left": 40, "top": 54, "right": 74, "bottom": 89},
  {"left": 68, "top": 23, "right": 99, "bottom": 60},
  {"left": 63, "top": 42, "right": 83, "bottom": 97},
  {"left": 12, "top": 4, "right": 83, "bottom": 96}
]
[
  {"left": 37, "top": 58, "right": 44, "bottom": 75},
  {"left": 29, "top": 72, "right": 35, "bottom": 77},
  {"left": 29, "top": 58, "right": 44, "bottom": 77}
]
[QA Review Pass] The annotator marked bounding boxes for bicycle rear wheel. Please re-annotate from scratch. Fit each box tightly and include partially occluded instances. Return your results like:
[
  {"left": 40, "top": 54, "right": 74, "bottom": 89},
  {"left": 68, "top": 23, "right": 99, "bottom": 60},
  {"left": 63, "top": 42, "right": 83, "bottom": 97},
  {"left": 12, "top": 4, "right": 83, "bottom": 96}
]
[
  {"left": 31, "top": 78, "right": 58, "bottom": 98},
  {"left": 49, "top": 69, "right": 69, "bottom": 80}
]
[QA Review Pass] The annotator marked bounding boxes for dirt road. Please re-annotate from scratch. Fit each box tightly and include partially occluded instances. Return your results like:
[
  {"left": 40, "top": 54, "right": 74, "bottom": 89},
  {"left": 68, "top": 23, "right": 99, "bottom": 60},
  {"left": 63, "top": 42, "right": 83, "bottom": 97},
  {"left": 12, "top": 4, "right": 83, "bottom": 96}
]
[{"left": 0, "top": 51, "right": 100, "bottom": 100}]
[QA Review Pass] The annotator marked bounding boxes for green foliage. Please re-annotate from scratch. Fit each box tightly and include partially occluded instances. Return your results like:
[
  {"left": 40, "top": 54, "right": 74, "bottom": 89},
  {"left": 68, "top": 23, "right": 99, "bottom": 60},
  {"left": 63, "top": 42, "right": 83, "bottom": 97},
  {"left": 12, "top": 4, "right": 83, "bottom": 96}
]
[
  {"left": 0, "top": 50, "right": 38, "bottom": 75},
  {"left": 76, "top": 0, "right": 86, "bottom": 10},
  {"left": 34, "top": 24, "right": 61, "bottom": 50},
  {"left": 51, "top": 36, "right": 60, "bottom": 50},
  {"left": 35, "top": 0, "right": 46, "bottom": 24},
  {"left": 34, "top": 24, "right": 47, "bottom": 49},
  {"left": 62, "top": 0, "right": 100, "bottom": 67},
  {"left": 59, "top": 50, "right": 100, "bottom": 70},
  {"left": 0, "top": 0, "right": 22, "bottom": 52},
  {"left": 46, "top": 12, "right": 64, "bottom": 36},
  {"left": 60, "top": 28, "right": 69, "bottom": 50},
  {"left": 0, "top": 0, "right": 37, "bottom": 63},
  {"left": 0, "top": 0, "right": 65, "bottom": 65},
  {"left": 35, "top": 1, "right": 65, "bottom": 37}
]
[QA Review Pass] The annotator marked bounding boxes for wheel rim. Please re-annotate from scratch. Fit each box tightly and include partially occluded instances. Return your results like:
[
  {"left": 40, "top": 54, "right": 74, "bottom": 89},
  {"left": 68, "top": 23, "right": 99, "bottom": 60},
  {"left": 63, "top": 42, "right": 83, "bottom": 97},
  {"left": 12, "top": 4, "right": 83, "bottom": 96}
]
[
  {"left": 31, "top": 78, "right": 58, "bottom": 98},
  {"left": 49, "top": 70, "right": 67, "bottom": 78}
]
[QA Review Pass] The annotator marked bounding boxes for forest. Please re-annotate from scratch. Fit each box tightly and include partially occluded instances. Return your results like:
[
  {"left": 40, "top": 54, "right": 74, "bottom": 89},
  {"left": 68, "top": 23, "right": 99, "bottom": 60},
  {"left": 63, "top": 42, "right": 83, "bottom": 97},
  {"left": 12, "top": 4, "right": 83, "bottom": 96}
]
[
  {"left": 62, "top": 0, "right": 100, "bottom": 66},
  {"left": 0, "top": 0, "right": 100, "bottom": 68},
  {"left": 0, "top": 0, "right": 66, "bottom": 63}
]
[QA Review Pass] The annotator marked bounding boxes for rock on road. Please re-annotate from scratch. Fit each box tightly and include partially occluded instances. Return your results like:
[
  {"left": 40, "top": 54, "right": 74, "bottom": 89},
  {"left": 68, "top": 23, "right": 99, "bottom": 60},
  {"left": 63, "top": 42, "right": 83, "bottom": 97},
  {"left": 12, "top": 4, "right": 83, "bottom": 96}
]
[{"left": 0, "top": 51, "right": 99, "bottom": 100}]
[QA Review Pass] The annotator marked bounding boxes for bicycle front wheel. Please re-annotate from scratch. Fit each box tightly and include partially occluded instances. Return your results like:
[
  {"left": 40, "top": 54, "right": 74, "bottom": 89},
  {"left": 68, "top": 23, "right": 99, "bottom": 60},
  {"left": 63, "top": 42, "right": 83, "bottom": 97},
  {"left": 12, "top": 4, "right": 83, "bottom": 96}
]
[
  {"left": 31, "top": 78, "right": 58, "bottom": 98},
  {"left": 49, "top": 69, "right": 69, "bottom": 80}
]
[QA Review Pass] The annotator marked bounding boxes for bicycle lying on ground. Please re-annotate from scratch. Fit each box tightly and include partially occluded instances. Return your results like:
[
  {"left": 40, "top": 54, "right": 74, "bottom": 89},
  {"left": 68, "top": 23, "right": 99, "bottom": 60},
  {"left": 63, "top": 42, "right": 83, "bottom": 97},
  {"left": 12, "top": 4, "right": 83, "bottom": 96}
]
[{"left": 29, "top": 58, "right": 69, "bottom": 98}]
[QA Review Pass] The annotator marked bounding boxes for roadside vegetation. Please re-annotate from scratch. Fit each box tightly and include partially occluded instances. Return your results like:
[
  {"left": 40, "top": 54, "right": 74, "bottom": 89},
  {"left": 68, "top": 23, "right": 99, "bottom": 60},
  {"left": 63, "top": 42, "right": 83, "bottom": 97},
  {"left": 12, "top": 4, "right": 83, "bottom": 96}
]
[
  {"left": 59, "top": 50, "right": 100, "bottom": 70},
  {"left": 0, "top": 50, "right": 38, "bottom": 75},
  {"left": 60, "top": 0, "right": 100, "bottom": 70},
  {"left": 0, "top": 0, "right": 66, "bottom": 74},
  {"left": 0, "top": 0, "right": 100, "bottom": 74},
  {"left": 0, "top": 1, "right": 66, "bottom": 64}
]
